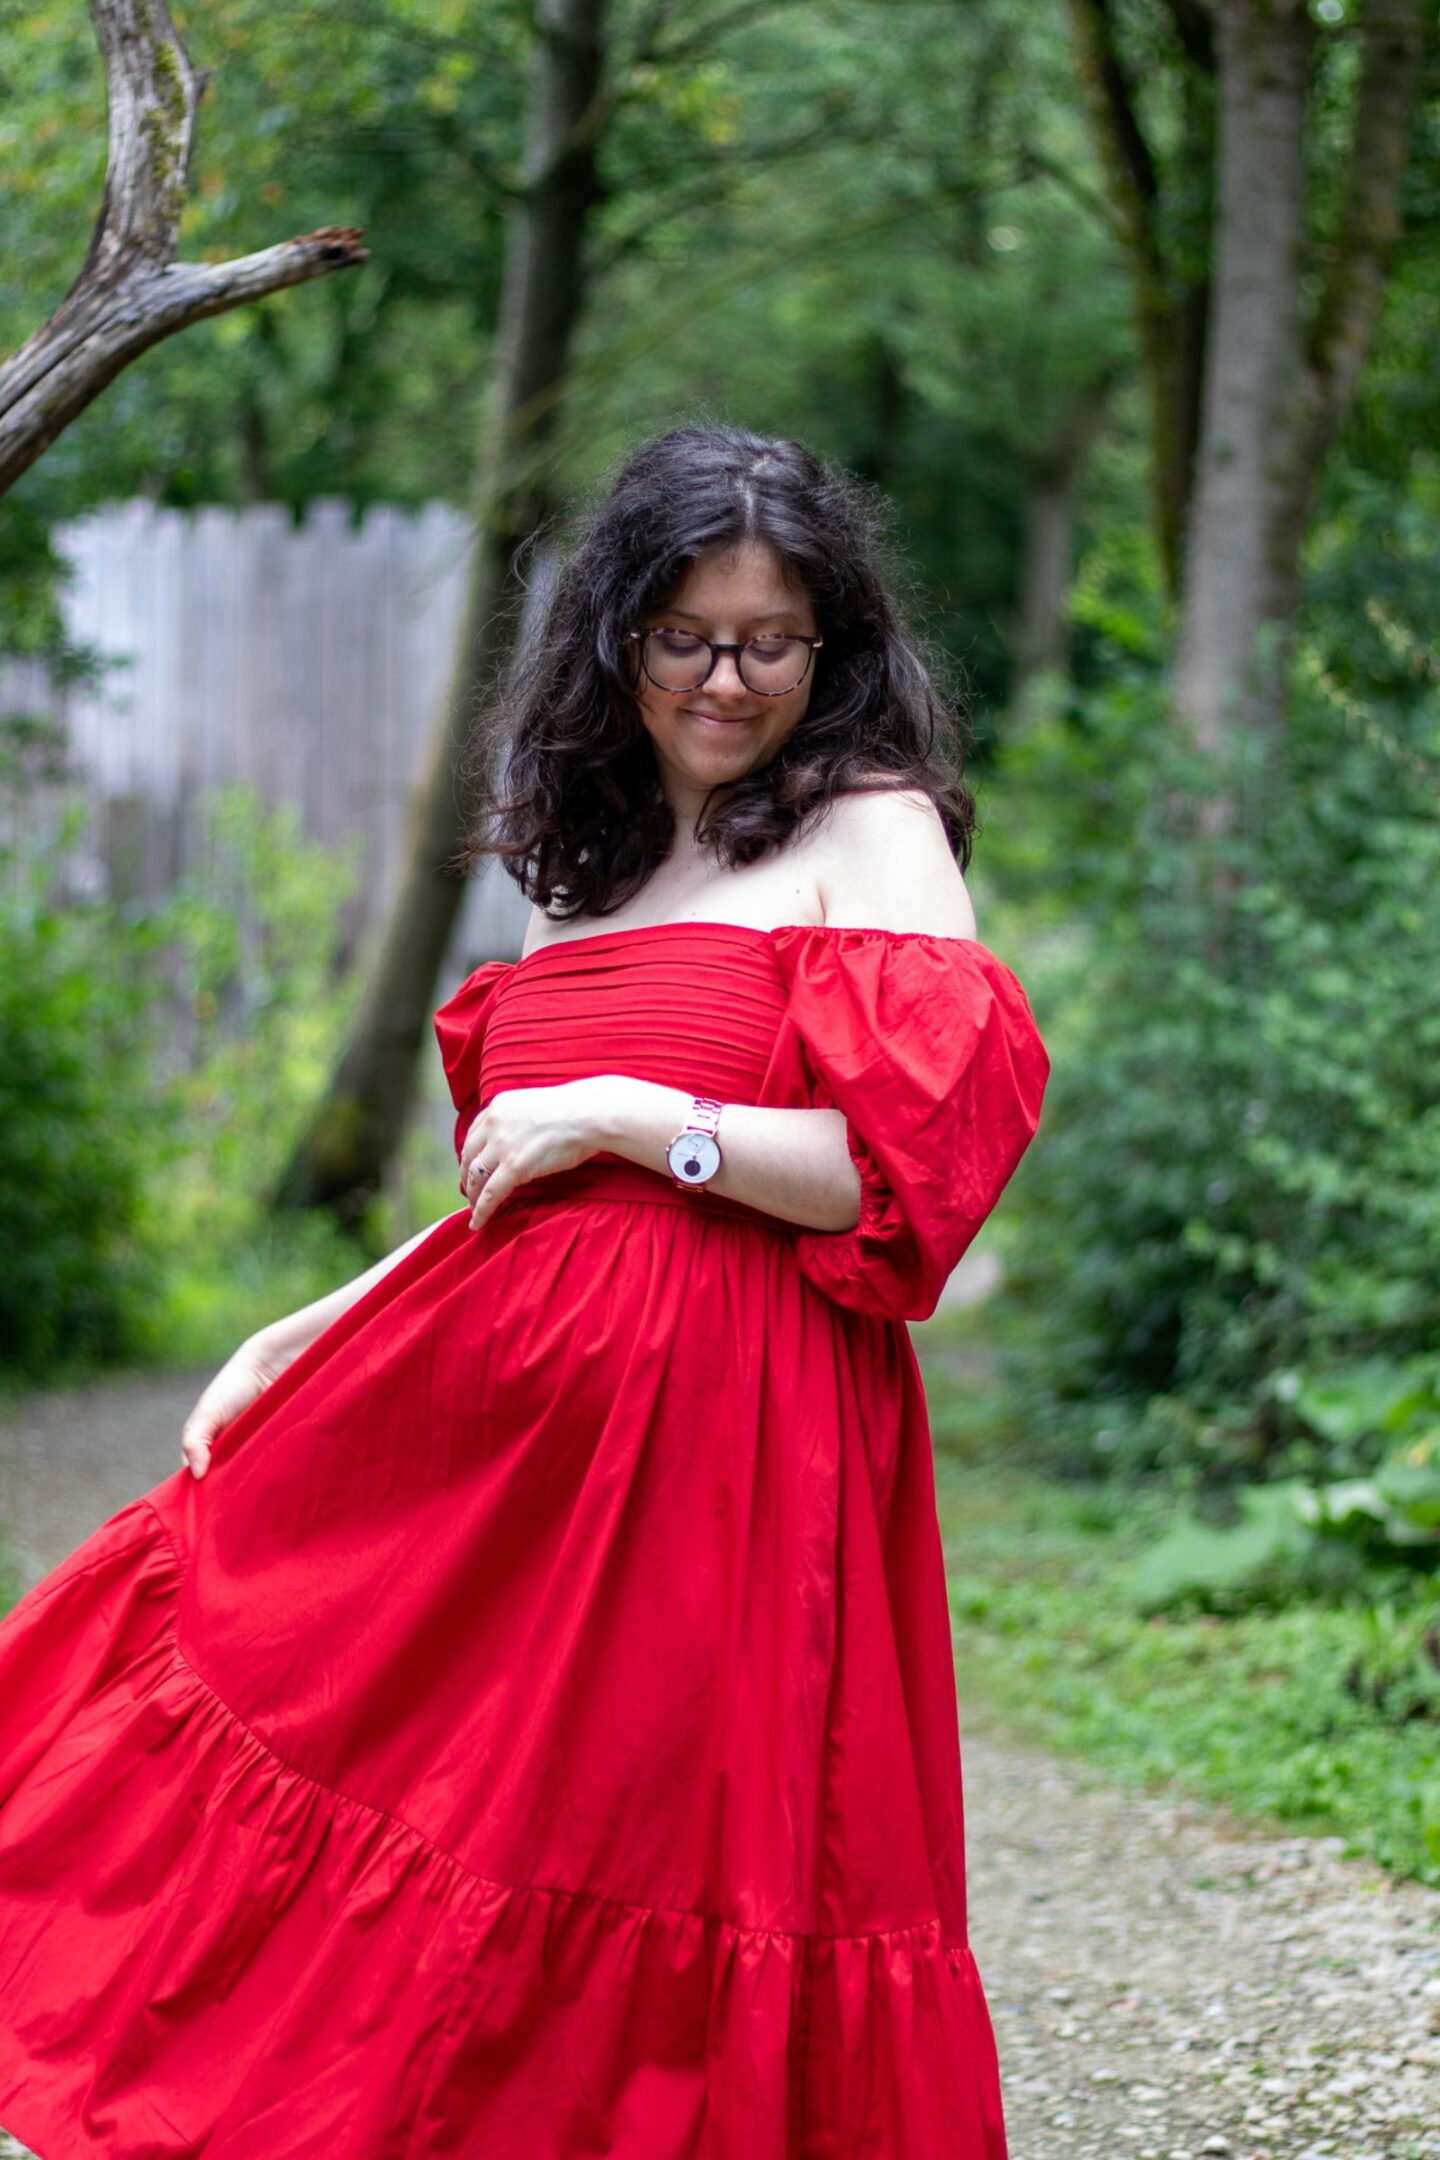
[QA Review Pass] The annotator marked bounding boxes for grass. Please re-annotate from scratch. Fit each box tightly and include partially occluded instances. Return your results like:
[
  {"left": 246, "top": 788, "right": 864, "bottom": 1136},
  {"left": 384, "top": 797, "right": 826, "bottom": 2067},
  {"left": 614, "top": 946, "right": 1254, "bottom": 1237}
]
[{"left": 917, "top": 1322, "right": 1440, "bottom": 1890}]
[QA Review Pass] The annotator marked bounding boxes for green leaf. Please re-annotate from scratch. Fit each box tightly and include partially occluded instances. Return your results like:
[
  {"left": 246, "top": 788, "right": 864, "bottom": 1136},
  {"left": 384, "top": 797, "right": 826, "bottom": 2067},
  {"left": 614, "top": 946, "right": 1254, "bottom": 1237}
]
[{"left": 1126, "top": 1483, "right": 1312, "bottom": 1615}]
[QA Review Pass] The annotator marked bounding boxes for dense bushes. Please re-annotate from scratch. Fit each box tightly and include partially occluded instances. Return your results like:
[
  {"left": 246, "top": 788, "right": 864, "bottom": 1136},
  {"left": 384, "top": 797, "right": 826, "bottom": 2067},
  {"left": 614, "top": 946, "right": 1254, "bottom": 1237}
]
[
  {"left": 0, "top": 825, "right": 160, "bottom": 1375},
  {"left": 989, "top": 551, "right": 1440, "bottom": 1488},
  {"left": 0, "top": 786, "right": 365, "bottom": 1382}
]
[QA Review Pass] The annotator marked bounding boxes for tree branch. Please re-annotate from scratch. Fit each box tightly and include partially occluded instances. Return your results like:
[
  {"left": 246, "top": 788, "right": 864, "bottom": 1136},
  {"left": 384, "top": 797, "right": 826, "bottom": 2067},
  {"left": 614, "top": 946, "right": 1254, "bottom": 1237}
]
[
  {"left": 0, "top": 0, "right": 366, "bottom": 498},
  {"left": 591, "top": 109, "right": 873, "bottom": 273},
  {"left": 1304, "top": 0, "right": 1428, "bottom": 446},
  {"left": 1016, "top": 143, "right": 1130, "bottom": 250},
  {"left": 1158, "top": 0, "right": 1217, "bottom": 74},
  {"left": 633, "top": 0, "right": 805, "bottom": 69},
  {"left": 1066, "top": 0, "right": 1163, "bottom": 277}
]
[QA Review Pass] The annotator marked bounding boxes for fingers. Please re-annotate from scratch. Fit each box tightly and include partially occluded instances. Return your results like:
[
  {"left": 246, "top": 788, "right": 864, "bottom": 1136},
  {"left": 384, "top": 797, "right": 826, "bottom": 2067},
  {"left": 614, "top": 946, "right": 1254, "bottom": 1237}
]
[
  {"left": 461, "top": 1152, "right": 491, "bottom": 1212},
  {"left": 467, "top": 1158, "right": 520, "bottom": 1230},
  {"left": 457, "top": 1112, "right": 486, "bottom": 1193},
  {"left": 458, "top": 1123, "right": 488, "bottom": 1199},
  {"left": 180, "top": 1410, "right": 218, "bottom": 1480},
  {"left": 179, "top": 1378, "right": 243, "bottom": 1479}
]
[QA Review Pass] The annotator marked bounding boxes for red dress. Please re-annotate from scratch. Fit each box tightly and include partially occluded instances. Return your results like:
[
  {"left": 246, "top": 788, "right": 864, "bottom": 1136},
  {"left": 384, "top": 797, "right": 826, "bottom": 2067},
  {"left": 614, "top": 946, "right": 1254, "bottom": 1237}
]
[{"left": 0, "top": 920, "right": 1049, "bottom": 2159}]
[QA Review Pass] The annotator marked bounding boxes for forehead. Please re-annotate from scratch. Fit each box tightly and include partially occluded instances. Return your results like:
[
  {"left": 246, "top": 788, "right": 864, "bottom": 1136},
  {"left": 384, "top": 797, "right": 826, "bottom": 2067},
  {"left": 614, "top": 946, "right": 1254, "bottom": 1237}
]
[{"left": 659, "top": 540, "right": 814, "bottom": 622}]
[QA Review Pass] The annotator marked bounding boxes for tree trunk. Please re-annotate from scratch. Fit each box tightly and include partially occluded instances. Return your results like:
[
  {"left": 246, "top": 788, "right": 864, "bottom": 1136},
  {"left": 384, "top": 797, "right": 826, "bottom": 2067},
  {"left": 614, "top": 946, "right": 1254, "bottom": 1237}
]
[
  {"left": 272, "top": 0, "right": 607, "bottom": 1226},
  {"left": 1172, "top": 0, "right": 1313, "bottom": 783},
  {"left": 1172, "top": 0, "right": 1424, "bottom": 803},
  {"left": 0, "top": 0, "right": 364, "bottom": 498},
  {"left": 1010, "top": 375, "right": 1114, "bottom": 705},
  {"left": 1067, "top": 0, "right": 1213, "bottom": 595}
]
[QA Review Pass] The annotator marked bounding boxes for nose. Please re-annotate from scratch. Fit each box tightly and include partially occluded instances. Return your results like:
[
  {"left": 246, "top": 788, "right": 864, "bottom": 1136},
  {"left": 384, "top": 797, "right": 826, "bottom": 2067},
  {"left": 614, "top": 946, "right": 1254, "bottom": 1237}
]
[{"left": 701, "top": 649, "right": 748, "bottom": 696}]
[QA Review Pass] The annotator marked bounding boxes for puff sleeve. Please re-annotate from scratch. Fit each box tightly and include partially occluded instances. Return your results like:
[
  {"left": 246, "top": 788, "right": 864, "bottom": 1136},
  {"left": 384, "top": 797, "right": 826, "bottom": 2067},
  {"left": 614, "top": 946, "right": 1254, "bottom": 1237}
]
[
  {"left": 431, "top": 961, "right": 511, "bottom": 1162},
  {"left": 767, "top": 926, "right": 1050, "bottom": 1323}
]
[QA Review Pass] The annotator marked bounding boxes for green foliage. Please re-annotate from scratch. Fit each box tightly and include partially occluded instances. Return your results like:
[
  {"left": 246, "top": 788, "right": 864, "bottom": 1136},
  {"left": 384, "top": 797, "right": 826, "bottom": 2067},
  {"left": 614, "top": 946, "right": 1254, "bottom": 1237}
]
[
  {"left": 124, "top": 786, "right": 367, "bottom": 1362},
  {"left": 0, "top": 498, "right": 107, "bottom": 687},
  {"left": 0, "top": 814, "right": 163, "bottom": 1375},
  {"left": 136, "top": 786, "right": 363, "bottom": 1255},
  {"left": 1126, "top": 1482, "right": 1324, "bottom": 1616},
  {"left": 0, "top": 0, "right": 1141, "bottom": 718},
  {"left": 1113, "top": 1355, "right": 1440, "bottom": 1616},
  {"left": 922, "top": 1354, "right": 1440, "bottom": 1885},
  {"left": 1344, "top": 1600, "right": 1440, "bottom": 1732},
  {"left": 991, "top": 563, "right": 1440, "bottom": 1481},
  {"left": 0, "top": 784, "right": 367, "bottom": 1381}
]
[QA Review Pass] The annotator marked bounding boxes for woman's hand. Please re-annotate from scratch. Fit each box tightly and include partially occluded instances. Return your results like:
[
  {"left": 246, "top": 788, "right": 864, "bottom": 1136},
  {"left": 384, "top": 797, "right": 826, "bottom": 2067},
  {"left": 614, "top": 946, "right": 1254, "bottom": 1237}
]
[
  {"left": 180, "top": 1333, "right": 291, "bottom": 1480},
  {"left": 458, "top": 1077, "right": 623, "bottom": 1230}
]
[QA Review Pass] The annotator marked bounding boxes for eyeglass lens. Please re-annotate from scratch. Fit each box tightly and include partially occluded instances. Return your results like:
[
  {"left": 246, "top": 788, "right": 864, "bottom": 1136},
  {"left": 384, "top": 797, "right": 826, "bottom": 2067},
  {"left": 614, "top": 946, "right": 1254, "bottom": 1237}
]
[{"left": 639, "top": 630, "right": 813, "bottom": 695}]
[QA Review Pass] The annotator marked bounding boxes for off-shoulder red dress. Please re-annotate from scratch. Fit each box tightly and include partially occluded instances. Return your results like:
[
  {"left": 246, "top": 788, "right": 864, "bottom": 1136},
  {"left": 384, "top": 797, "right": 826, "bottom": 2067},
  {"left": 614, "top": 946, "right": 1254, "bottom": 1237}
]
[{"left": 0, "top": 920, "right": 1049, "bottom": 2159}]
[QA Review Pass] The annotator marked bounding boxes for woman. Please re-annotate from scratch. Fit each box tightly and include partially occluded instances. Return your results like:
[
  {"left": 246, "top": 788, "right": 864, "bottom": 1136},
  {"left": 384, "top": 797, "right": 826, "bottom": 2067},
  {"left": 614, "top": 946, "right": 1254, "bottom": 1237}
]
[{"left": 0, "top": 425, "right": 1049, "bottom": 2157}]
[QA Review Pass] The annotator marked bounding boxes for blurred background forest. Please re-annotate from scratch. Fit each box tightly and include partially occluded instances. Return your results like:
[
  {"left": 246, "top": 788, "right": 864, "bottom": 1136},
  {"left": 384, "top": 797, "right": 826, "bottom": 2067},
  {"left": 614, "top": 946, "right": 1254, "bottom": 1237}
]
[{"left": 2, "top": 0, "right": 1438, "bottom": 1881}]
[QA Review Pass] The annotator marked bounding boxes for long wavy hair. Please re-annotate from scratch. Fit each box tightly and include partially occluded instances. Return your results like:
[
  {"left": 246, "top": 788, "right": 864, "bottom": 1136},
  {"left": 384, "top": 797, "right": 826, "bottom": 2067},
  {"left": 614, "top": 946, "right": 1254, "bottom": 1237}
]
[{"left": 452, "top": 423, "right": 977, "bottom": 920}]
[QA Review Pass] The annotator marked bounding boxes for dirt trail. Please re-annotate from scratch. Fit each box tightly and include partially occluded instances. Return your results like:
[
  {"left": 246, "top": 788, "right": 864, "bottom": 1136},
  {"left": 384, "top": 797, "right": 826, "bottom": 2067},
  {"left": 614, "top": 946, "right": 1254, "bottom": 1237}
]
[
  {"left": 0, "top": 1365, "right": 208, "bottom": 1596},
  {"left": 1, "top": 1369, "right": 1437, "bottom": 2159}
]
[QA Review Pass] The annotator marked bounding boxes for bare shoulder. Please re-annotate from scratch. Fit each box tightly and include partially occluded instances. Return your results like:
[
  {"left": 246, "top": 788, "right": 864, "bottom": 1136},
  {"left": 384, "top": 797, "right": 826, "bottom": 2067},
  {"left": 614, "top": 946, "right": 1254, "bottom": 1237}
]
[{"left": 814, "top": 784, "right": 977, "bottom": 940}]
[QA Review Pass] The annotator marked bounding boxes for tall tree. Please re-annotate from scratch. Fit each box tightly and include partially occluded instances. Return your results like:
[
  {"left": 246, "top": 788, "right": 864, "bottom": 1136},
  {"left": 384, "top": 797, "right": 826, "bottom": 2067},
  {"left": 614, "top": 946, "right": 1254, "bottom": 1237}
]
[
  {"left": 1174, "top": 0, "right": 1428, "bottom": 775},
  {"left": 273, "top": 0, "right": 608, "bottom": 1221},
  {"left": 0, "top": 0, "right": 365, "bottom": 497},
  {"left": 272, "top": 0, "right": 916, "bottom": 1224},
  {"left": 1070, "top": 0, "right": 1428, "bottom": 785}
]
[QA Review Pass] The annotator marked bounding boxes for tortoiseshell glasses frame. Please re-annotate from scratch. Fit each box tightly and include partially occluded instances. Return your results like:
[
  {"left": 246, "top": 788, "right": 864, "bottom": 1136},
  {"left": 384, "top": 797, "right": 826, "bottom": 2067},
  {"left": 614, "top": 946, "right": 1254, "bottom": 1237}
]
[{"left": 624, "top": 627, "right": 825, "bottom": 697}]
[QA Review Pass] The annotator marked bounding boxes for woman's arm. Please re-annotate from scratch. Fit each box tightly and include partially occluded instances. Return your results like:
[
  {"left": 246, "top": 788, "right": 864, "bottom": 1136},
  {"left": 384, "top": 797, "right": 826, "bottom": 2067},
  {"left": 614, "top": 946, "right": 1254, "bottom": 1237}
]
[
  {"left": 181, "top": 1214, "right": 453, "bottom": 1478},
  {"left": 459, "top": 1080, "right": 859, "bottom": 1235},
  {"left": 588, "top": 1085, "right": 860, "bottom": 1231}
]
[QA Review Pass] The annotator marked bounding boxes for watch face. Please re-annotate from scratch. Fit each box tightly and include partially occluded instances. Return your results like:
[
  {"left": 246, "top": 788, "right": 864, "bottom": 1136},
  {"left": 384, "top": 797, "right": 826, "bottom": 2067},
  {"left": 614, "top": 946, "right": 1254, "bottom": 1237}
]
[{"left": 668, "top": 1131, "right": 721, "bottom": 1184}]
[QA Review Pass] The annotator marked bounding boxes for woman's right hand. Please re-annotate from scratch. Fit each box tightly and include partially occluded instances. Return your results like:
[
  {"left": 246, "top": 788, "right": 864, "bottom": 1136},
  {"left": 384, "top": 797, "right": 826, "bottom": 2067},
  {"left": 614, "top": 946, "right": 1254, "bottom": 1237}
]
[{"left": 180, "top": 1333, "right": 291, "bottom": 1480}]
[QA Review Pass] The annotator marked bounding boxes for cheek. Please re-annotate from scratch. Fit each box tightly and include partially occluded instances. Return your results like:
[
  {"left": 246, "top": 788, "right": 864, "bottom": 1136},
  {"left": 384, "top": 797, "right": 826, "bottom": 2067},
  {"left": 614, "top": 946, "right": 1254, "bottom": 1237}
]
[{"left": 773, "top": 682, "right": 814, "bottom": 734}]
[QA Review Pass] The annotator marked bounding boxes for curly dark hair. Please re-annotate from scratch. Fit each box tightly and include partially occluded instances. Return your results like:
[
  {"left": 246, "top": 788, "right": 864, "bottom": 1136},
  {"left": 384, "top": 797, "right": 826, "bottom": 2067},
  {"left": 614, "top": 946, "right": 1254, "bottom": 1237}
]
[{"left": 451, "top": 423, "right": 976, "bottom": 921}]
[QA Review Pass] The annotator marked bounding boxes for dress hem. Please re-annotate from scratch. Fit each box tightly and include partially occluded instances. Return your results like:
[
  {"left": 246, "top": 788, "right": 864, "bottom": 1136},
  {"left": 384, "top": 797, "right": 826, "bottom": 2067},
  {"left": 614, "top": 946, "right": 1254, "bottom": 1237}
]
[{"left": 0, "top": 1494, "right": 1009, "bottom": 2158}]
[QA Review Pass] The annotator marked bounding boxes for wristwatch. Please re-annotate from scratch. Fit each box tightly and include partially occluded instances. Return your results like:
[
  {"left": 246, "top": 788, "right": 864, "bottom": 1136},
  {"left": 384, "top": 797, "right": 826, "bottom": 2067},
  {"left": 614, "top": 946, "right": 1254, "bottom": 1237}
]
[{"left": 666, "top": 1096, "right": 725, "bottom": 1190}]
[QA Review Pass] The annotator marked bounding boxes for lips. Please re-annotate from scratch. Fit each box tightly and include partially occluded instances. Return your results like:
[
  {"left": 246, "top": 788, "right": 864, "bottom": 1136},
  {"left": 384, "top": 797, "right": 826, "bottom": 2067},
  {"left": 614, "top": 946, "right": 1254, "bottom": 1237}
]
[{"left": 685, "top": 709, "right": 756, "bottom": 725}]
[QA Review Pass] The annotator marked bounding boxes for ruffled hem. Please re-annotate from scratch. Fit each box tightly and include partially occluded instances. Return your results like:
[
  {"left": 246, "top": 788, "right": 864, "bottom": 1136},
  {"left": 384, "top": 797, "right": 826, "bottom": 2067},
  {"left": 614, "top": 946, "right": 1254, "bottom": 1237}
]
[{"left": 0, "top": 1502, "right": 1007, "bottom": 2159}]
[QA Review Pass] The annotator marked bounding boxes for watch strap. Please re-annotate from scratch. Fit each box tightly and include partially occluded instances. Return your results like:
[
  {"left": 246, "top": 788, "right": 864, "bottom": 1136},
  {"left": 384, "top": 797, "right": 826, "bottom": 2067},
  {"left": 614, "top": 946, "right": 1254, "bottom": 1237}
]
[{"left": 683, "top": 1095, "right": 723, "bottom": 1138}]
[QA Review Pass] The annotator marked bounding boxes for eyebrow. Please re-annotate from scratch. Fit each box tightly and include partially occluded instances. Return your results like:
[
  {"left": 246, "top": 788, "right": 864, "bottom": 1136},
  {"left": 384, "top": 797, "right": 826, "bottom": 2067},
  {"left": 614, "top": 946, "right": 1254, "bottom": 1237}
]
[{"left": 662, "top": 606, "right": 805, "bottom": 625}]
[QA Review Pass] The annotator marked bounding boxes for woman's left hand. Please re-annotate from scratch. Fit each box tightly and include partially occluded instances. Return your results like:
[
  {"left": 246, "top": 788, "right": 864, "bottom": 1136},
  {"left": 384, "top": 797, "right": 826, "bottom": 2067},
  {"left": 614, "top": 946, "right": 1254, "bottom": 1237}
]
[{"left": 458, "top": 1076, "right": 625, "bottom": 1230}]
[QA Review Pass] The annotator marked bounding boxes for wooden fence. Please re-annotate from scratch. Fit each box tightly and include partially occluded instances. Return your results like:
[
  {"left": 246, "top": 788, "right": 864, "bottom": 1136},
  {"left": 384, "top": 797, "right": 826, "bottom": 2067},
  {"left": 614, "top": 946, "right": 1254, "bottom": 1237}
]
[{"left": 0, "top": 498, "right": 531, "bottom": 979}]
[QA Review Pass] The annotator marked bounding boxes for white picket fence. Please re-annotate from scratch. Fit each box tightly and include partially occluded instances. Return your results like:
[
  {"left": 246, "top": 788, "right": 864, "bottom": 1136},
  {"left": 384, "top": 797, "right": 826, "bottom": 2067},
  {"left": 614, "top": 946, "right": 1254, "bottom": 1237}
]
[{"left": 0, "top": 498, "right": 530, "bottom": 975}]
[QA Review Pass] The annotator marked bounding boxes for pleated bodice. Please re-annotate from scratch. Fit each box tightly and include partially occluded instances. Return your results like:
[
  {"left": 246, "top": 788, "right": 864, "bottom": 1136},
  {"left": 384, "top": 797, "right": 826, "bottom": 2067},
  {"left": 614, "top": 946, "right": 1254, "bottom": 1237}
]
[{"left": 477, "top": 920, "right": 790, "bottom": 1111}]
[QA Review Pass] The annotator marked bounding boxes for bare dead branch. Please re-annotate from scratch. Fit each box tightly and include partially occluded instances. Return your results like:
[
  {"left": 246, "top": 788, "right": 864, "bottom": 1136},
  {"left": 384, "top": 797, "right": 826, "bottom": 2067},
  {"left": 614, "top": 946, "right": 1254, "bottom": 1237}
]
[{"left": 0, "top": 0, "right": 366, "bottom": 498}]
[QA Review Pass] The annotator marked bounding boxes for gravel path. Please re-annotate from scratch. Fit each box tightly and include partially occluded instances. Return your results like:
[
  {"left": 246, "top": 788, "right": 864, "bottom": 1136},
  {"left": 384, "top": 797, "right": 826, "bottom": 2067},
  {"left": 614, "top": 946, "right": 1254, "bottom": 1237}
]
[{"left": 1, "top": 1369, "right": 1437, "bottom": 2159}]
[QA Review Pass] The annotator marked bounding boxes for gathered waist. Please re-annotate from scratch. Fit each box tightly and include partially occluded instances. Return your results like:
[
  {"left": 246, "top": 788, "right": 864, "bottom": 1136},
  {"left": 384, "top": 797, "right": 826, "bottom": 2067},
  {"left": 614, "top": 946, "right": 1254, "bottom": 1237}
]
[{"left": 491, "top": 1154, "right": 791, "bottom": 1234}]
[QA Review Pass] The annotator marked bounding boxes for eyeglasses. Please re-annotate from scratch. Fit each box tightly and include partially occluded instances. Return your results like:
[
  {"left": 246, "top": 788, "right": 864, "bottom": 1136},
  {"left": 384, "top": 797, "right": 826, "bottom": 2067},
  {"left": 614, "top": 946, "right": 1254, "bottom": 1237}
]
[{"left": 625, "top": 627, "right": 824, "bottom": 697}]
